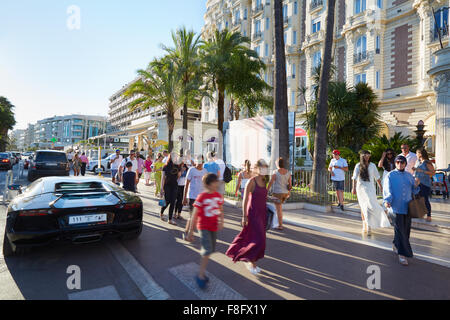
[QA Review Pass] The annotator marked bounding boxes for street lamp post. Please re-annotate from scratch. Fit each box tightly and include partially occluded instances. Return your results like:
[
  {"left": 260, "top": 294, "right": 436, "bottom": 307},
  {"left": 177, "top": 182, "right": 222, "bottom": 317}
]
[{"left": 415, "top": 120, "right": 426, "bottom": 148}]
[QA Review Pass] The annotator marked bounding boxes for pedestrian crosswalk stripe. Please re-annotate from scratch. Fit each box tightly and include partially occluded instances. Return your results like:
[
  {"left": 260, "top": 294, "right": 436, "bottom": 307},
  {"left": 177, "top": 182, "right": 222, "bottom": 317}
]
[
  {"left": 68, "top": 285, "right": 121, "bottom": 300},
  {"left": 169, "top": 262, "right": 246, "bottom": 300}
]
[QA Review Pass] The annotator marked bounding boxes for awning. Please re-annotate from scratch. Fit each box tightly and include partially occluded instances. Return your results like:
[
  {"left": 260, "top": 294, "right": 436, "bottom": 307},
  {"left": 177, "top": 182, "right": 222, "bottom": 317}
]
[{"left": 295, "top": 128, "right": 307, "bottom": 137}]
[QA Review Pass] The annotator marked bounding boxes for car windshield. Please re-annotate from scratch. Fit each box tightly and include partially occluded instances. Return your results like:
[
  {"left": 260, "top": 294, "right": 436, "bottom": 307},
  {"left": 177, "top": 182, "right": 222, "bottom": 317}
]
[
  {"left": 55, "top": 182, "right": 107, "bottom": 193},
  {"left": 36, "top": 152, "right": 67, "bottom": 162}
]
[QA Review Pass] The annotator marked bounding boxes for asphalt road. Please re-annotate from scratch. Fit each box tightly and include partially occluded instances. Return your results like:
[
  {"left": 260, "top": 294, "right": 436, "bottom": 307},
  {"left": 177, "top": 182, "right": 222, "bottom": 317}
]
[{"left": 1, "top": 172, "right": 450, "bottom": 300}]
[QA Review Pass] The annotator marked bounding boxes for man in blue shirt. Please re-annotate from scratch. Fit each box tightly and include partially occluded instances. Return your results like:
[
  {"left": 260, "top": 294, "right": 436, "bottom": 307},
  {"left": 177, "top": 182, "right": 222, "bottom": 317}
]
[
  {"left": 383, "top": 155, "right": 420, "bottom": 266},
  {"left": 204, "top": 152, "right": 220, "bottom": 176}
]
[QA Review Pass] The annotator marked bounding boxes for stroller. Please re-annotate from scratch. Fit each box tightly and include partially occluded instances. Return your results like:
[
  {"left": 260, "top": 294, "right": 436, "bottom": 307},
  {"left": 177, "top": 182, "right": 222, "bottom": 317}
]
[{"left": 431, "top": 165, "right": 449, "bottom": 199}]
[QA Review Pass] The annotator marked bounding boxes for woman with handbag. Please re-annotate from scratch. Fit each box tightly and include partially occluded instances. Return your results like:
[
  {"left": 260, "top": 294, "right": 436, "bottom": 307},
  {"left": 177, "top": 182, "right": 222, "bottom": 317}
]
[
  {"left": 352, "top": 151, "right": 391, "bottom": 236},
  {"left": 412, "top": 148, "right": 435, "bottom": 222},
  {"left": 267, "top": 157, "right": 292, "bottom": 231},
  {"left": 226, "top": 159, "right": 269, "bottom": 275},
  {"left": 383, "top": 155, "right": 420, "bottom": 266}
]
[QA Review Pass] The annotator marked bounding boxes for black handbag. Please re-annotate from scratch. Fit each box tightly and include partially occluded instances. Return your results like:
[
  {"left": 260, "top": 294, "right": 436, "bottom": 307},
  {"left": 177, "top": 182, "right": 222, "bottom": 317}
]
[{"left": 408, "top": 194, "right": 427, "bottom": 219}]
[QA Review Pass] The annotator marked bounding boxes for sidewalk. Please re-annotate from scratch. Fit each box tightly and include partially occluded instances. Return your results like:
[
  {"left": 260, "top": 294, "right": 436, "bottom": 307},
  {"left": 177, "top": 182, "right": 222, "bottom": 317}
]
[{"left": 335, "top": 199, "right": 450, "bottom": 235}]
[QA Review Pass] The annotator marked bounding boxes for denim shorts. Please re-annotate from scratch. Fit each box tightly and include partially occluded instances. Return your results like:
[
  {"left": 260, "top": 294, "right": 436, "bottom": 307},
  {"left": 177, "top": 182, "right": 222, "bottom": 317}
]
[
  {"left": 200, "top": 230, "right": 217, "bottom": 256},
  {"left": 333, "top": 180, "right": 345, "bottom": 191},
  {"left": 111, "top": 169, "right": 118, "bottom": 179}
]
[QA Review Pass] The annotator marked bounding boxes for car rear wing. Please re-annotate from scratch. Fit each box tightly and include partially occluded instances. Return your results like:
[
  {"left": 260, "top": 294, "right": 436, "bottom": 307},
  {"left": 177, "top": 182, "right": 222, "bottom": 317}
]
[{"left": 49, "top": 190, "right": 123, "bottom": 208}]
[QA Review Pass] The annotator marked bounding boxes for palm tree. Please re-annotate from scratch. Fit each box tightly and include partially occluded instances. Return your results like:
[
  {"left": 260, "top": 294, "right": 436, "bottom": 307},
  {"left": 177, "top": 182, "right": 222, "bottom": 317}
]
[
  {"left": 272, "top": 0, "right": 290, "bottom": 166},
  {"left": 200, "top": 29, "right": 256, "bottom": 157},
  {"left": 311, "top": 0, "right": 336, "bottom": 194},
  {"left": 0, "top": 97, "right": 16, "bottom": 152},
  {"left": 226, "top": 50, "right": 272, "bottom": 120},
  {"left": 124, "top": 57, "right": 181, "bottom": 152},
  {"left": 163, "top": 27, "right": 204, "bottom": 155}
]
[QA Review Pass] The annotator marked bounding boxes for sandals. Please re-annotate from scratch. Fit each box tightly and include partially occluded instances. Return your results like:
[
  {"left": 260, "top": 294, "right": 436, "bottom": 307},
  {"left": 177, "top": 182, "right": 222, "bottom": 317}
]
[
  {"left": 160, "top": 213, "right": 165, "bottom": 221},
  {"left": 168, "top": 220, "right": 177, "bottom": 226},
  {"left": 276, "top": 226, "right": 284, "bottom": 231},
  {"left": 399, "top": 256, "right": 408, "bottom": 266}
]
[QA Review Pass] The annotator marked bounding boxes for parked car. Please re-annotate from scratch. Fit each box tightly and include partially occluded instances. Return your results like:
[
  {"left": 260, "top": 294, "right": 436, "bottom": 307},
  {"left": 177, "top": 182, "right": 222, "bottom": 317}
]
[
  {"left": 28, "top": 150, "right": 70, "bottom": 182},
  {"left": 21, "top": 152, "right": 33, "bottom": 160},
  {"left": 87, "top": 153, "right": 112, "bottom": 173},
  {"left": 3, "top": 176, "right": 143, "bottom": 256},
  {"left": 0, "top": 152, "right": 13, "bottom": 170}
]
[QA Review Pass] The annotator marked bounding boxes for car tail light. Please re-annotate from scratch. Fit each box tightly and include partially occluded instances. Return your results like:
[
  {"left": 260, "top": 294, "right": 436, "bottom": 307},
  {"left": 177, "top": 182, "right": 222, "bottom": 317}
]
[
  {"left": 115, "top": 203, "right": 142, "bottom": 210},
  {"left": 2, "top": 159, "right": 9, "bottom": 163},
  {"left": 19, "top": 209, "right": 60, "bottom": 216}
]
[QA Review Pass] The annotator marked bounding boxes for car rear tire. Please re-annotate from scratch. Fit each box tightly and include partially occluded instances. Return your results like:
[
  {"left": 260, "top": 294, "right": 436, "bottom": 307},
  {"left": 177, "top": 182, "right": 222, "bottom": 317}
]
[
  {"left": 2, "top": 232, "right": 14, "bottom": 257},
  {"left": 121, "top": 224, "right": 143, "bottom": 240}
]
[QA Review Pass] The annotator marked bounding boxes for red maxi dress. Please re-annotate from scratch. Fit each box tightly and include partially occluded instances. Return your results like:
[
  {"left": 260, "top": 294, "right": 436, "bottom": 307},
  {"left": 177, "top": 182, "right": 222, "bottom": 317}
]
[{"left": 226, "top": 180, "right": 267, "bottom": 262}]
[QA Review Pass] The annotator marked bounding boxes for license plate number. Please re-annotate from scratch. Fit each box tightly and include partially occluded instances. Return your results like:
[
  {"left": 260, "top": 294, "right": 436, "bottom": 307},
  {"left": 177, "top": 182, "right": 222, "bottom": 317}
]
[
  {"left": 47, "top": 163, "right": 57, "bottom": 166},
  {"left": 69, "top": 214, "right": 107, "bottom": 225}
]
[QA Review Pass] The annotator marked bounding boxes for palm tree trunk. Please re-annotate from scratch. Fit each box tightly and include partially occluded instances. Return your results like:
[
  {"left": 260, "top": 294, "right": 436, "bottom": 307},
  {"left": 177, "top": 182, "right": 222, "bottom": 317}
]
[
  {"left": 167, "top": 112, "right": 175, "bottom": 153},
  {"left": 217, "top": 86, "right": 225, "bottom": 159},
  {"left": 229, "top": 98, "right": 234, "bottom": 121},
  {"left": 235, "top": 104, "right": 240, "bottom": 120},
  {"left": 181, "top": 98, "right": 188, "bottom": 156},
  {"left": 272, "top": 0, "right": 290, "bottom": 168},
  {"left": 311, "top": 0, "right": 336, "bottom": 194}
]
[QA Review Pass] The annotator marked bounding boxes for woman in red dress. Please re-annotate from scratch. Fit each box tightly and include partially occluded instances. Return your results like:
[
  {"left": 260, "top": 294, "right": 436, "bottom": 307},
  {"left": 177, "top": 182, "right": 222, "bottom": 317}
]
[{"left": 226, "top": 159, "right": 269, "bottom": 275}]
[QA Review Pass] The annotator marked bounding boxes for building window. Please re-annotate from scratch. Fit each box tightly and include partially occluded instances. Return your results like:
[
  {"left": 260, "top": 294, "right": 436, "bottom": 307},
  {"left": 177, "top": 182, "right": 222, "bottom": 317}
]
[
  {"left": 294, "top": 1, "right": 298, "bottom": 15},
  {"left": 291, "top": 91, "right": 295, "bottom": 106},
  {"left": 376, "top": 71, "right": 380, "bottom": 89},
  {"left": 284, "top": 32, "right": 287, "bottom": 44},
  {"left": 377, "top": 0, "right": 382, "bottom": 9},
  {"left": 312, "top": 18, "right": 321, "bottom": 33},
  {"left": 255, "top": 19, "right": 261, "bottom": 34},
  {"left": 264, "top": 43, "right": 269, "bottom": 56},
  {"left": 313, "top": 51, "right": 321, "bottom": 68},
  {"left": 354, "top": 0, "right": 366, "bottom": 14},
  {"left": 255, "top": 45, "right": 260, "bottom": 56},
  {"left": 283, "top": 4, "right": 288, "bottom": 18},
  {"left": 292, "top": 63, "right": 296, "bottom": 78},
  {"left": 354, "top": 35, "right": 367, "bottom": 63},
  {"left": 266, "top": 17, "right": 270, "bottom": 29},
  {"left": 376, "top": 35, "right": 380, "bottom": 53},
  {"left": 293, "top": 30, "right": 297, "bottom": 44},
  {"left": 244, "top": 8, "right": 248, "bottom": 20},
  {"left": 234, "top": 10, "right": 240, "bottom": 23},
  {"left": 434, "top": 7, "right": 449, "bottom": 40},
  {"left": 355, "top": 73, "right": 366, "bottom": 84},
  {"left": 225, "top": 21, "right": 229, "bottom": 29}
]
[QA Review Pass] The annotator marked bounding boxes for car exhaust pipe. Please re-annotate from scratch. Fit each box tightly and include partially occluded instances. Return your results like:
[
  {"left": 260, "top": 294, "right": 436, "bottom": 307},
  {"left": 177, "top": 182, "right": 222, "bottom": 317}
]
[{"left": 72, "top": 234, "right": 103, "bottom": 244}]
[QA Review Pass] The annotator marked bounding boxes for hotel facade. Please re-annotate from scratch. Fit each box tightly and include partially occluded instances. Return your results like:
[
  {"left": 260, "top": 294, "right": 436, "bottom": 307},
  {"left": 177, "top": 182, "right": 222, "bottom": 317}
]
[{"left": 202, "top": 0, "right": 449, "bottom": 161}]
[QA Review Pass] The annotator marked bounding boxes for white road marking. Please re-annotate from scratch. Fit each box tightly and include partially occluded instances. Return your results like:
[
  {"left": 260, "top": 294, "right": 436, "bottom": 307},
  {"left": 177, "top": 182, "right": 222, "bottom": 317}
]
[
  {"left": 68, "top": 285, "right": 121, "bottom": 300},
  {"left": 284, "top": 217, "right": 450, "bottom": 268},
  {"left": 169, "top": 262, "right": 246, "bottom": 300},
  {"left": 106, "top": 240, "right": 170, "bottom": 300}
]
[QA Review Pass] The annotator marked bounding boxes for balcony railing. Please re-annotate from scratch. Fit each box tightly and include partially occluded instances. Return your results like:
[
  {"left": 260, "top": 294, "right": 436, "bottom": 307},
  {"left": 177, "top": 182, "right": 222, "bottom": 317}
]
[
  {"left": 253, "top": 31, "right": 262, "bottom": 39},
  {"left": 232, "top": 18, "right": 241, "bottom": 27},
  {"left": 283, "top": 16, "right": 289, "bottom": 24},
  {"left": 431, "top": 27, "right": 449, "bottom": 43},
  {"left": 353, "top": 51, "right": 369, "bottom": 64},
  {"left": 310, "top": 0, "right": 324, "bottom": 10}
]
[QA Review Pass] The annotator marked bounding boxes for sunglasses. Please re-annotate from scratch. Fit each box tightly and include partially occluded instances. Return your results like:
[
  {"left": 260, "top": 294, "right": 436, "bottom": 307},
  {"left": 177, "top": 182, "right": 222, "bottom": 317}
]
[{"left": 396, "top": 161, "right": 406, "bottom": 164}]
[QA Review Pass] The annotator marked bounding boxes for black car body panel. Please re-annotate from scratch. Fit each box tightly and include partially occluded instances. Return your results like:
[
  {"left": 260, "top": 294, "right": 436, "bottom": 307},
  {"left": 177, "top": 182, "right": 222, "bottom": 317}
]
[
  {"left": 28, "top": 150, "right": 70, "bottom": 181},
  {"left": 4, "top": 177, "right": 143, "bottom": 253}
]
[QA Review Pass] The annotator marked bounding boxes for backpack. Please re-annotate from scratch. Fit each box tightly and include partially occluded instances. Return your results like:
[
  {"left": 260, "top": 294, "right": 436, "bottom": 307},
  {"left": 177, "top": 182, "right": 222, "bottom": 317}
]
[{"left": 223, "top": 165, "right": 232, "bottom": 183}]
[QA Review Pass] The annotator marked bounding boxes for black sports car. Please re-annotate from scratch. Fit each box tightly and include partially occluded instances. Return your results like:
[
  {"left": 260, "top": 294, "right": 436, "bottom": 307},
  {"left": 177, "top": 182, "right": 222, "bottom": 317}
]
[{"left": 3, "top": 176, "right": 143, "bottom": 256}]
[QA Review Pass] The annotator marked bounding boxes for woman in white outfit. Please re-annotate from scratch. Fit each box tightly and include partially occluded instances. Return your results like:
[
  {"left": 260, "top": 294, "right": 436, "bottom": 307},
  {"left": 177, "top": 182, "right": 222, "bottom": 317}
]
[
  {"left": 235, "top": 160, "right": 253, "bottom": 198},
  {"left": 352, "top": 150, "right": 391, "bottom": 236}
]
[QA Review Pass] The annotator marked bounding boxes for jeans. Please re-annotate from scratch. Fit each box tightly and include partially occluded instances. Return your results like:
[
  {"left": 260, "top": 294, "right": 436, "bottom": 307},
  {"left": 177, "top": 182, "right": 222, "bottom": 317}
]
[
  {"left": 161, "top": 184, "right": 178, "bottom": 220},
  {"left": 419, "top": 183, "right": 431, "bottom": 217},
  {"left": 81, "top": 163, "right": 86, "bottom": 176},
  {"left": 175, "top": 185, "right": 185, "bottom": 214}
]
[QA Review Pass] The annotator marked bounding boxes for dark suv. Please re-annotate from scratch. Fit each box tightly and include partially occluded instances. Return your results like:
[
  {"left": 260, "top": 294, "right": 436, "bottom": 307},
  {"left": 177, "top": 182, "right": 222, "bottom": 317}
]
[{"left": 28, "top": 150, "right": 70, "bottom": 182}]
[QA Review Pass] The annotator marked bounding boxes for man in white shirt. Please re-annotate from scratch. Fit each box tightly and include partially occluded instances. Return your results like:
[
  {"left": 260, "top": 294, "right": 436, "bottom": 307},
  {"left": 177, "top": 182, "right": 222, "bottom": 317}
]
[
  {"left": 328, "top": 150, "right": 349, "bottom": 211},
  {"left": 183, "top": 155, "right": 208, "bottom": 239},
  {"left": 401, "top": 144, "right": 417, "bottom": 175},
  {"left": 118, "top": 150, "right": 138, "bottom": 183},
  {"left": 109, "top": 149, "right": 123, "bottom": 184},
  {"left": 214, "top": 153, "right": 226, "bottom": 195},
  {"left": 162, "top": 150, "right": 169, "bottom": 164}
]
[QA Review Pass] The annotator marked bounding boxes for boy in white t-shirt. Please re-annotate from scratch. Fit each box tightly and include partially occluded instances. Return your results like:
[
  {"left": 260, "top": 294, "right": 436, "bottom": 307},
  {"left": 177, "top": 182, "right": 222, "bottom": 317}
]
[{"left": 328, "top": 150, "right": 348, "bottom": 211}]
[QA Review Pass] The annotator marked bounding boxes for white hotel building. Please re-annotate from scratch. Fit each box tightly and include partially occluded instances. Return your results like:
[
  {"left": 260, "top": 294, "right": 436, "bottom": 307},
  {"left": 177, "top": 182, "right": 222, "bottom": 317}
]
[{"left": 202, "top": 0, "right": 450, "bottom": 166}]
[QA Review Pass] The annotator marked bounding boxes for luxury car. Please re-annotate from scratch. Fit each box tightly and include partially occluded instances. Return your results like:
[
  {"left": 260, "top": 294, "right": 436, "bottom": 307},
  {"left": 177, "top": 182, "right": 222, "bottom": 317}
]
[
  {"left": 28, "top": 150, "right": 70, "bottom": 182},
  {"left": 0, "top": 152, "right": 14, "bottom": 170},
  {"left": 3, "top": 176, "right": 143, "bottom": 256}
]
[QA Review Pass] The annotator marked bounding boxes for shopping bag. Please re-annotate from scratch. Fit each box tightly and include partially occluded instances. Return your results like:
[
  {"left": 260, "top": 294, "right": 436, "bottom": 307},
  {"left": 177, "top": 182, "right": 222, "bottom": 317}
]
[
  {"left": 408, "top": 194, "right": 427, "bottom": 219},
  {"left": 158, "top": 199, "right": 166, "bottom": 207}
]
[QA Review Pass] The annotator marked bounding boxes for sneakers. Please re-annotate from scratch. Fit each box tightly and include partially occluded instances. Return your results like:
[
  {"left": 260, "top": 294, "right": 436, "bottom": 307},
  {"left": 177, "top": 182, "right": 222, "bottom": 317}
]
[
  {"left": 246, "top": 263, "right": 261, "bottom": 275},
  {"left": 196, "top": 276, "right": 207, "bottom": 289},
  {"left": 399, "top": 255, "right": 408, "bottom": 266}
]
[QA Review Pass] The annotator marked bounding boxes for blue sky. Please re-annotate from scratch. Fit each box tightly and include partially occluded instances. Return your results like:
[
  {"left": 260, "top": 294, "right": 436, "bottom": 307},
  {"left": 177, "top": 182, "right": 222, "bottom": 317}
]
[{"left": 0, "top": 0, "right": 206, "bottom": 129}]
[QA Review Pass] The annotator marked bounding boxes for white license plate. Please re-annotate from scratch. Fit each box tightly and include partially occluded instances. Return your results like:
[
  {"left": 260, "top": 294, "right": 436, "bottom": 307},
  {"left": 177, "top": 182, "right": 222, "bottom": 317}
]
[
  {"left": 47, "top": 163, "right": 57, "bottom": 166},
  {"left": 69, "top": 214, "right": 107, "bottom": 225}
]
